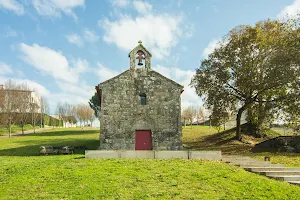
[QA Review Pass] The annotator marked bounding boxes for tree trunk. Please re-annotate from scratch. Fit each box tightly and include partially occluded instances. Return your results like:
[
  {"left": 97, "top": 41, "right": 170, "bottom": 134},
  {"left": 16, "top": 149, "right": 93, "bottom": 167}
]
[
  {"left": 236, "top": 105, "right": 247, "bottom": 141},
  {"left": 8, "top": 124, "right": 11, "bottom": 138},
  {"left": 33, "top": 115, "right": 36, "bottom": 134},
  {"left": 22, "top": 124, "right": 24, "bottom": 135}
]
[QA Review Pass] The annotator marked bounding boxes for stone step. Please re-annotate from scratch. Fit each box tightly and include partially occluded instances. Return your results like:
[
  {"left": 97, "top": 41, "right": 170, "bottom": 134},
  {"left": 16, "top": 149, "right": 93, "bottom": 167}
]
[
  {"left": 254, "top": 171, "right": 300, "bottom": 176},
  {"left": 248, "top": 167, "right": 300, "bottom": 172},
  {"left": 222, "top": 155, "right": 252, "bottom": 159},
  {"left": 267, "top": 175, "right": 300, "bottom": 182},
  {"left": 239, "top": 164, "right": 285, "bottom": 168},
  {"left": 223, "top": 159, "right": 263, "bottom": 163},
  {"left": 288, "top": 181, "right": 300, "bottom": 186},
  {"left": 227, "top": 161, "right": 271, "bottom": 165},
  {"left": 222, "top": 157, "right": 254, "bottom": 161}
]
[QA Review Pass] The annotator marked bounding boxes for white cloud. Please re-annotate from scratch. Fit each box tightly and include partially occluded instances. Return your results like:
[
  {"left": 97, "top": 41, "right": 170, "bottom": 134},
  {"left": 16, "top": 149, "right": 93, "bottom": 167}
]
[
  {"left": 32, "top": 0, "right": 85, "bottom": 20},
  {"left": 19, "top": 43, "right": 88, "bottom": 84},
  {"left": 21, "top": 79, "right": 50, "bottom": 97},
  {"left": 95, "top": 62, "right": 119, "bottom": 82},
  {"left": 0, "top": 62, "right": 13, "bottom": 75},
  {"left": 51, "top": 80, "right": 96, "bottom": 114},
  {"left": 153, "top": 65, "right": 202, "bottom": 108},
  {"left": 83, "top": 29, "right": 99, "bottom": 43},
  {"left": 111, "top": 0, "right": 129, "bottom": 8},
  {"left": 99, "top": 14, "right": 183, "bottom": 60},
  {"left": 133, "top": 0, "right": 152, "bottom": 14},
  {"left": 277, "top": 0, "right": 300, "bottom": 19},
  {"left": 100, "top": 0, "right": 194, "bottom": 60},
  {"left": 202, "top": 39, "right": 221, "bottom": 58},
  {"left": 0, "top": 0, "right": 24, "bottom": 15},
  {"left": 66, "top": 33, "right": 84, "bottom": 47},
  {"left": 55, "top": 80, "right": 93, "bottom": 99}
]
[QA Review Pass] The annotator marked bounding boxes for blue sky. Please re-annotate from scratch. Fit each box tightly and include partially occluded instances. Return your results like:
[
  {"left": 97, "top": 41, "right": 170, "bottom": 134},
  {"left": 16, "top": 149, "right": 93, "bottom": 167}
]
[{"left": 0, "top": 0, "right": 299, "bottom": 114}]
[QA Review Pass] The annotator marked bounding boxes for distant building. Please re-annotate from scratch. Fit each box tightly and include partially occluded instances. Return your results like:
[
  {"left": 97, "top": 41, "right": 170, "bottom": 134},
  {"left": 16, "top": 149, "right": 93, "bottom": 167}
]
[
  {"left": 0, "top": 85, "right": 41, "bottom": 113},
  {"left": 50, "top": 115, "right": 77, "bottom": 128},
  {"left": 96, "top": 41, "right": 183, "bottom": 150}
]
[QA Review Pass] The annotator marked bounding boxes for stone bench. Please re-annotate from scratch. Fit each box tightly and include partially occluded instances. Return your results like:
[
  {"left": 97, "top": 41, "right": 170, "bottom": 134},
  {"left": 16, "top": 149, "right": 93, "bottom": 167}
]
[{"left": 39, "top": 146, "right": 87, "bottom": 155}]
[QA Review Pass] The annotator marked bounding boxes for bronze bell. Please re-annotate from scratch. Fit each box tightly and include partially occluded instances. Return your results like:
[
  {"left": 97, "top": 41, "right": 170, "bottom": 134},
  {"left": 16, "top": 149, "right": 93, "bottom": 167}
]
[
  {"left": 136, "top": 50, "right": 145, "bottom": 66},
  {"left": 137, "top": 59, "right": 143, "bottom": 66}
]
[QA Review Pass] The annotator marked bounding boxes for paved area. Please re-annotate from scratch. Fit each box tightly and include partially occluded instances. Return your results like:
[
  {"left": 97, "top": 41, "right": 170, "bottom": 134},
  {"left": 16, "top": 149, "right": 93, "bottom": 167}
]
[
  {"left": 0, "top": 127, "right": 54, "bottom": 138},
  {"left": 222, "top": 155, "right": 300, "bottom": 186}
]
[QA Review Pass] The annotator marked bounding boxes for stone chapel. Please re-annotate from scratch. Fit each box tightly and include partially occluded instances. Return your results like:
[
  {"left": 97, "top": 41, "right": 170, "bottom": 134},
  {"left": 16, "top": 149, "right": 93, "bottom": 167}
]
[{"left": 96, "top": 41, "right": 183, "bottom": 150}]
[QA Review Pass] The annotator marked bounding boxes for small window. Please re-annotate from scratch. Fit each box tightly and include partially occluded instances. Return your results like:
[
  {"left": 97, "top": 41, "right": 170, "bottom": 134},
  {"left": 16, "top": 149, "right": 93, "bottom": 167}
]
[{"left": 140, "top": 93, "right": 146, "bottom": 105}]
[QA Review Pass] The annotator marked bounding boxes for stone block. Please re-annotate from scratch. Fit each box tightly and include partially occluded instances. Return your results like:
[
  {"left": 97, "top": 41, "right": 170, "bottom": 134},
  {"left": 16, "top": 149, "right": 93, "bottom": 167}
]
[
  {"left": 120, "top": 150, "right": 154, "bottom": 158},
  {"left": 155, "top": 151, "right": 188, "bottom": 159},
  {"left": 189, "top": 151, "right": 222, "bottom": 161},
  {"left": 85, "top": 150, "right": 119, "bottom": 158}
]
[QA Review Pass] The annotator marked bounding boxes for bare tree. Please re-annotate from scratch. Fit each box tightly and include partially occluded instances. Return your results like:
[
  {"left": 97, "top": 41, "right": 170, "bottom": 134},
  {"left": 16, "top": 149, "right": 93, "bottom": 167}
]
[
  {"left": 75, "top": 104, "right": 95, "bottom": 127},
  {"left": 182, "top": 106, "right": 193, "bottom": 127},
  {"left": 66, "top": 104, "right": 77, "bottom": 127},
  {"left": 57, "top": 102, "right": 78, "bottom": 128},
  {"left": 75, "top": 104, "right": 84, "bottom": 127},
  {"left": 198, "top": 107, "right": 206, "bottom": 122},
  {"left": 0, "top": 80, "right": 23, "bottom": 137},
  {"left": 16, "top": 83, "right": 32, "bottom": 134},
  {"left": 31, "top": 92, "right": 41, "bottom": 134},
  {"left": 57, "top": 101, "right": 67, "bottom": 127},
  {"left": 86, "top": 106, "right": 95, "bottom": 127},
  {"left": 40, "top": 97, "right": 49, "bottom": 128}
]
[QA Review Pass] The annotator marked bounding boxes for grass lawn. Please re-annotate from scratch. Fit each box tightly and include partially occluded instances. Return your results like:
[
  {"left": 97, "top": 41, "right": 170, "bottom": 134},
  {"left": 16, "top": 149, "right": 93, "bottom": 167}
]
[
  {"left": 252, "top": 153, "right": 300, "bottom": 167},
  {"left": 0, "top": 127, "right": 300, "bottom": 199},
  {"left": 182, "top": 126, "right": 256, "bottom": 154},
  {"left": 1, "top": 156, "right": 300, "bottom": 199},
  {"left": 0, "top": 128, "right": 99, "bottom": 156},
  {"left": 182, "top": 126, "right": 300, "bottom": 167}
]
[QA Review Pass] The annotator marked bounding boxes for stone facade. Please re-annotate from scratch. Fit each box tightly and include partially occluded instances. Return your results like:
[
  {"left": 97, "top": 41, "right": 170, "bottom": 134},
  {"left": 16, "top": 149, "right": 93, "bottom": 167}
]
[{"left": 97, "top": 41, "right": 183, "bottom": 150}]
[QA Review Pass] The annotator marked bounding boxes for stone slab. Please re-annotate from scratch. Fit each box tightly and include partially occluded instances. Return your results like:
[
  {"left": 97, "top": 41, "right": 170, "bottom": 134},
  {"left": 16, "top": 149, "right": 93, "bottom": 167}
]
[
  {"left": 120, "top": 150, "right": 154, "bottom": 158},
  {"left": 154, "top": 151, "right": 189, "bottom": 159},
  {"left": 85, "top": 150, "right": 222, "bottom": 160},
  {"left": 189, "top": 151, "right": 222, "bottom": 161},
  {"left": 85, "top": 150, "right": 119, "bottom": 158}
]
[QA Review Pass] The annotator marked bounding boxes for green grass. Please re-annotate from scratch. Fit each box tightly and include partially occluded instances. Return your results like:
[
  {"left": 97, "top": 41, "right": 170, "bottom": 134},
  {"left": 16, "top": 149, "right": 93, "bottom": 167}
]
[
  {"left": 182, "top": 126, "right": 257, "bottom": 154},
  {"left": 182, "top": 126, "right": 300, "bottom": 167},
  {"left": 1, "top": 156, "right": 300, "bottom": 199},
  {"left": 0, "top": 124, "right": 41, "bottom": 136},
  {"left": 251, "top": 153, "right": 300, "bottom": 167},
  {"left": 0, "top": 127, "right": 300, "bottom": 199},
  {"left": 0, "top": 128, "right": 99, "bottom": 156}
]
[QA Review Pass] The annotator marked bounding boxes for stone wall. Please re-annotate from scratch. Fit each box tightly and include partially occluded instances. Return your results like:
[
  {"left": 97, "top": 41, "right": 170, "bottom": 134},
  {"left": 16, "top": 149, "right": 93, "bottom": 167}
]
[{"left": 99, "top": 67, "right": 183, "bottom": 150}]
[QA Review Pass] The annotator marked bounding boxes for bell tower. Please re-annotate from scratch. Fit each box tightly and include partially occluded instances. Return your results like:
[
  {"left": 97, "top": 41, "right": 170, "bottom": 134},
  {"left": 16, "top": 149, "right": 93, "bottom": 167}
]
[{"left": 128, "top": 40, "right": 152, "bottom": 71}]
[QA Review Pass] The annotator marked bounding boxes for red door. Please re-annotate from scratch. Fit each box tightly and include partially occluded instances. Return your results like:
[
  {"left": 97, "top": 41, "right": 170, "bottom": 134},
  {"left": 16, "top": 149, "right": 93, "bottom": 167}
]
[{"left": 135, "top": 130, "right": 152, "bottom": 150}]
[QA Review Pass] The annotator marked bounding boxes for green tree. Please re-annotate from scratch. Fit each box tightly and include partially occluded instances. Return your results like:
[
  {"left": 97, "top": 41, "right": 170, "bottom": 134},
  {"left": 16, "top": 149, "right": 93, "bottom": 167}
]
[
  {"left": 190, "top": 18, "right": 300, "bottom": 140},
  {"left": 89, "top": 92, "right": 100, "bottom": 119}
]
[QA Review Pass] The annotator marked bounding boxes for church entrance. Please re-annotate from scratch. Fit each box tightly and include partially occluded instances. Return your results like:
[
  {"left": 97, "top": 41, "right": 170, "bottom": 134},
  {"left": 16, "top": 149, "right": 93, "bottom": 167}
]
[{"left": 135, "top": 130, "right": 152, "bottom": 150}]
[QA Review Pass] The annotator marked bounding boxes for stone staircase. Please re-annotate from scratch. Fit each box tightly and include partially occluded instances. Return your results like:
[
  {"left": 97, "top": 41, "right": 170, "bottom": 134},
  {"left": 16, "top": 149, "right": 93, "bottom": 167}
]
[{"left": 222, "top": 155, "right": 300, "bottom": 186}]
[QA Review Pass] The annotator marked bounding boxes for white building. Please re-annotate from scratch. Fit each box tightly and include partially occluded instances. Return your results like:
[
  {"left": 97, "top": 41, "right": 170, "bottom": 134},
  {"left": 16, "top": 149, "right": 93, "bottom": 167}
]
[{"left": 0, "top": 84, "right": 42, "bottom": 113}]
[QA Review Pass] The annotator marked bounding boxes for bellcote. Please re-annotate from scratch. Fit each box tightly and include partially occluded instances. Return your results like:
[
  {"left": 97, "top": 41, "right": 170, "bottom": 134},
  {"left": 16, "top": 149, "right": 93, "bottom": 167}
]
[{"left": 128, "top": 40, "right": 152, "bottom": 71}]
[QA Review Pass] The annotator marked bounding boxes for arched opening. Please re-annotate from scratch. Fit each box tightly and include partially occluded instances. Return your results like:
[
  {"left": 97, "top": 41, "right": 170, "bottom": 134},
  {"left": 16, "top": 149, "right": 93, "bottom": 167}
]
[
  {"left": 135, "top": 50, "right": 145, "bottom": 67},
  {"left": 140, "top": 93, "right": 146, "bottom": 105}
]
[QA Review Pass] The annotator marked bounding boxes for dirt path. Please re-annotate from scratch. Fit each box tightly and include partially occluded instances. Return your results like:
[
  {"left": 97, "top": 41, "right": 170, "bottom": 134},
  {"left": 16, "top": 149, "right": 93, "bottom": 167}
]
[{"left": 0, "top": 127, "right": 54, "bottom": 138}]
